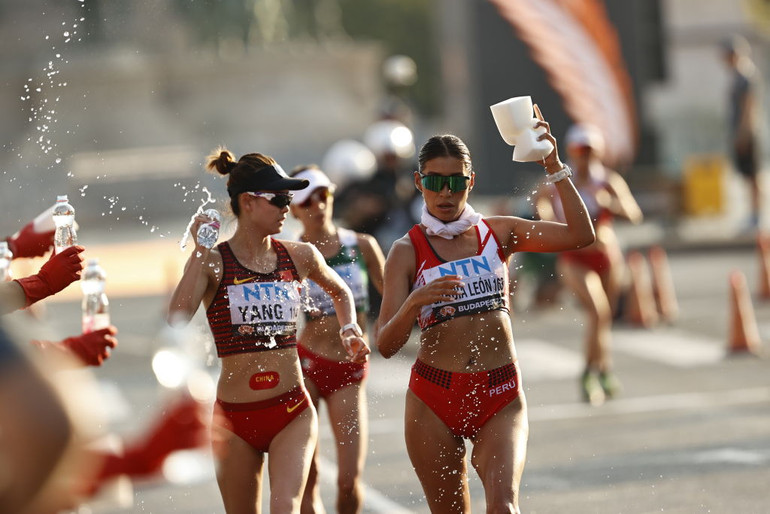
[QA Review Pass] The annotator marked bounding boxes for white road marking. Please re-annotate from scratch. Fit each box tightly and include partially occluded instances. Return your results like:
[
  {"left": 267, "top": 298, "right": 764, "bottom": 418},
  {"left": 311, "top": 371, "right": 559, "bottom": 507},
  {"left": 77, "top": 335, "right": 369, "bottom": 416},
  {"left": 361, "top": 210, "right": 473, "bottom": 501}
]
[
  {"left": 612, "top": 327, "right": 725, "bottom": 366},
  {"left": 529, "top": 386, "right": 770, "bottom": 422},
  {"left": 692, "top": 448, "right": 770, "bottom": 465},
  {"left": 515, "top": 338, "right": 584, "bottom": 381}
]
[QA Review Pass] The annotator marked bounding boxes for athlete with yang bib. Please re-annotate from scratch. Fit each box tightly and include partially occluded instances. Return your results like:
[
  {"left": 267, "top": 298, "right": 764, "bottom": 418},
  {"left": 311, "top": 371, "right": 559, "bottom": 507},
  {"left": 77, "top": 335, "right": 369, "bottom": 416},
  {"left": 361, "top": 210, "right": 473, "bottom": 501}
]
[{"left": 169, "top": 148, "right": 369, "bottom": 514}]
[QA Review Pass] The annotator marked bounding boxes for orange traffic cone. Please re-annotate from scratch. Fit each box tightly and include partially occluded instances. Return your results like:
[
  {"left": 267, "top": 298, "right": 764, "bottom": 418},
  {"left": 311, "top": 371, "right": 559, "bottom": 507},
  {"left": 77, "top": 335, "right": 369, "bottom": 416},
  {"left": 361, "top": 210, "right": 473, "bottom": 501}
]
[
  {"left": 728, "top": 270, "right": 762, "bottom": 355},
  {"left": 649, "top": 246, "right": 679, "bottom": 323},
  {"left": 624, "top": 251, "right": 659, "bottom": 328},
  {"left": 757, "top": 233, "right": 770, "bottom": 300}
]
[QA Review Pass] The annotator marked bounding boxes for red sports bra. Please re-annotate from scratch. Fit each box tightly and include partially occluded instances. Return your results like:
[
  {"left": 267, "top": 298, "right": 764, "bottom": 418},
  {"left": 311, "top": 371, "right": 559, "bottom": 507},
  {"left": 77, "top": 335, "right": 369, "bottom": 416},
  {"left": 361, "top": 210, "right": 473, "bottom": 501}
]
[{"left": 408, "top": 220, "right": 510, "bottom": 331}]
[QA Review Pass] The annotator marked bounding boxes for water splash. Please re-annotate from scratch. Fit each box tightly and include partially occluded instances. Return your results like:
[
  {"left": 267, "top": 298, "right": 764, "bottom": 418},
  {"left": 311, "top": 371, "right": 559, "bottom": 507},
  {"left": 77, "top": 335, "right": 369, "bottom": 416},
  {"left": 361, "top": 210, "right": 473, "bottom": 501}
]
[
  {"left": 22, "top": 6, "right": 84, "bottom": 168},
  {"left": 179, "top": 186, "right": 215, "bottom": 251}
]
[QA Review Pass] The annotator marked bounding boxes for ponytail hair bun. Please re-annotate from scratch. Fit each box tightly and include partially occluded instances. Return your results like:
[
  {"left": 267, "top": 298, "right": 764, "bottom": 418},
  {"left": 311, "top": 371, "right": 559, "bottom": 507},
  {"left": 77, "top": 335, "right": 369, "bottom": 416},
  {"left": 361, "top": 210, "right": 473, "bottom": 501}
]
[{"left": 206, "top": 147, "right": 237, "bottom": 175}]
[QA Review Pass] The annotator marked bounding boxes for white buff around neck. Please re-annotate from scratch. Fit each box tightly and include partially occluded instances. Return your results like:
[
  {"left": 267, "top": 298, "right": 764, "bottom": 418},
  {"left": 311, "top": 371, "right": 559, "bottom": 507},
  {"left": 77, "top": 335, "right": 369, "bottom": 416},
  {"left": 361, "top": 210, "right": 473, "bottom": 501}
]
[{"left": 421, "top": 203, "right": 482, "bottom": 239}]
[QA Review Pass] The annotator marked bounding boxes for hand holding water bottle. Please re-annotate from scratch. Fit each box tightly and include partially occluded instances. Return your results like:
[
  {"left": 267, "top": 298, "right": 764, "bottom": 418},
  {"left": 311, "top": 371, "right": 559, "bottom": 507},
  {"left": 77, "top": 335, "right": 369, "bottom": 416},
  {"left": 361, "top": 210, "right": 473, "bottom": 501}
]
[
  {"left": 4, "top": 201, "right": 72, "bottom": 259},
  {"left": 14, "top": 245, "right": 85, "bottom": 307},
  {"left": 6, "top": 220, "right": 55, "bottom": 259},
  {"left": 195, "top": 209, "right": 221, "bottom": 250},
  {"left": 60, "top": 326, "right": 118, "bottom": 366}
]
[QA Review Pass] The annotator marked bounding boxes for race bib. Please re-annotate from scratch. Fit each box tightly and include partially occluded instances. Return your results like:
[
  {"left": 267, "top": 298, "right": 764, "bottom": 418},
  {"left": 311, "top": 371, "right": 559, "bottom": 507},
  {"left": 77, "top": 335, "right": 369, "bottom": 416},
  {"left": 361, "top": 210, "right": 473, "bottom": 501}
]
[
  {"left": 304, "top": 262, "right": 368, "bottom": 317},
  {"left": 227, "top": 281, "right": 301, "bottom": 337},
  {"left": 418, "top": 255, "right": 508, "bottom": 327}
]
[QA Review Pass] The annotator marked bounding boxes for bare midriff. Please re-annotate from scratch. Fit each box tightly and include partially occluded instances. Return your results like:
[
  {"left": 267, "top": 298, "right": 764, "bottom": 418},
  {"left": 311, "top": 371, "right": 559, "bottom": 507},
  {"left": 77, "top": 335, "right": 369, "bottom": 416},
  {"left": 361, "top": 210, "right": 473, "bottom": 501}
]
[
  {"left": 217, "top": 348, "right": 303, "bottom": 403},
  {"left": 418, "top": 310, "right": 516, "bottom": 372}
]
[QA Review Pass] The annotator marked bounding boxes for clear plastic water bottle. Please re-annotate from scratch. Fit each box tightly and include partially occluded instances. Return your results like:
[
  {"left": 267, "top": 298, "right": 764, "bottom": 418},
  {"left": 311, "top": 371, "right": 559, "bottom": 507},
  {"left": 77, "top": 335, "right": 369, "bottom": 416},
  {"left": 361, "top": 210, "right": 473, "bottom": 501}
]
[
  {"left": 81, "top": 258, "right": 110, "bottom": 333},
  {"left": 196, "top": 209, "right": 221, "bottom": 249},
  {"left": 52, "top": 195, "right": 77, "bottom": 254},
  {"left": 0, "top": 242, "right": 12, "bottom": 281}
]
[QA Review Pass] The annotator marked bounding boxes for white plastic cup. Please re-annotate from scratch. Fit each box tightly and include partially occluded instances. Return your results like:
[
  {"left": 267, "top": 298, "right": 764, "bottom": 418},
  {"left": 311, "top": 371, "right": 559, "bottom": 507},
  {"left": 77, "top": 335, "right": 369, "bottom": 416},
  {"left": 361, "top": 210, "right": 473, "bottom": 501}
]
[
  {"left": 490, "top": 96, "right": 554, "bottom": 162},
  {"left": 490, "top": 96, "right": 536, "bottom": 144}
]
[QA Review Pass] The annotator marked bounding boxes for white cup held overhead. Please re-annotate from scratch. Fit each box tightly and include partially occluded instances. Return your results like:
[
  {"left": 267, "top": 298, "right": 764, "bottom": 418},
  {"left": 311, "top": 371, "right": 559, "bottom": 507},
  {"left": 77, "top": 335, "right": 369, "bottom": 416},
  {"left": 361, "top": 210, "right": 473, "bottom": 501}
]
[{"left": 490, "top": 96, "right": 554, "bottom": 162}]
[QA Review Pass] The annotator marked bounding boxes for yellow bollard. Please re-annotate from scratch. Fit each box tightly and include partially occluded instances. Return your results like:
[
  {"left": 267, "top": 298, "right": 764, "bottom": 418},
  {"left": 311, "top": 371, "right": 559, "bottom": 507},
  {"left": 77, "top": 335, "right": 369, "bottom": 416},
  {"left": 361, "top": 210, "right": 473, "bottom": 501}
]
[{"left": 682, "top": 153, "right": 727, "bottom": 216}]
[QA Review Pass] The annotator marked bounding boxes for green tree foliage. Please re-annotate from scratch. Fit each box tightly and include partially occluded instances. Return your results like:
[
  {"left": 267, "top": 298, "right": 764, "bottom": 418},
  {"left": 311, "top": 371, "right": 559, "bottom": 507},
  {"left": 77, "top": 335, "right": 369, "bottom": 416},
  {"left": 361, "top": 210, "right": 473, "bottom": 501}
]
[
  {"left": 171, "top": 0, "right": 441, "bottom": 115},
  {"left": 337, "top": 0, "right": 440, "bottom": 116}
]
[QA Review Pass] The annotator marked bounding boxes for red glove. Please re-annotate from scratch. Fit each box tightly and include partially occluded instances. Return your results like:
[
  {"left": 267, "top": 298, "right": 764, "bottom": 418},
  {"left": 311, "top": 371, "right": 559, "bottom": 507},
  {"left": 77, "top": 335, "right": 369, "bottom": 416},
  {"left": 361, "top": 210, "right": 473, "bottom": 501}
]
[
  {"left": 95, "top": 396, "right": 208, "bottom": 481},
  {"left": 60, "top": 326, "right": 118, "bottom": 366},
  {"left": 13, "top": 245, "right": 84, "bottom": 306},
  {"left": 6, "top": 221, "right": 55, "bottom": 259}
]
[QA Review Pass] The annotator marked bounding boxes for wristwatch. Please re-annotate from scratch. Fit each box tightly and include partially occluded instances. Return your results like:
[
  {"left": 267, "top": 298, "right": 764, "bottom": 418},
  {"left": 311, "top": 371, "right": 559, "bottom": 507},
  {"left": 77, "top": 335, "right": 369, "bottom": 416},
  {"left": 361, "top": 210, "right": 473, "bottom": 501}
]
[
  {"left": 545, "top": 164, "right": 573, "bottom": 184},
  {"left": 339, "top": 323, "right": 363, "bottom": 338}
]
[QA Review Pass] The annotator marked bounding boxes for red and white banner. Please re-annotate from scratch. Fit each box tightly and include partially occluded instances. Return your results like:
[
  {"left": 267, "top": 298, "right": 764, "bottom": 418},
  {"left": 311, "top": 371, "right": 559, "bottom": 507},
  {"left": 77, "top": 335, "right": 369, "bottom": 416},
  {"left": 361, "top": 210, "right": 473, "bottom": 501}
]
[{"left": 489, "top": 0, "right": 637, "bottom": 166}]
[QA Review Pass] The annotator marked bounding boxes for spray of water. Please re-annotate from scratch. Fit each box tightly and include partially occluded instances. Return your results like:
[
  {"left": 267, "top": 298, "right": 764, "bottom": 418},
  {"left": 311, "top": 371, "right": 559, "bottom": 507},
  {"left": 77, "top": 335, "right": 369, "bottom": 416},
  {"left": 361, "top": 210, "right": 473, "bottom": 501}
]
[
  {"left": 179, "top": 186, "right": 216, "bottom": 251},
  {"left": 19, "top": 3, "right": 86, "bottom": 167}
]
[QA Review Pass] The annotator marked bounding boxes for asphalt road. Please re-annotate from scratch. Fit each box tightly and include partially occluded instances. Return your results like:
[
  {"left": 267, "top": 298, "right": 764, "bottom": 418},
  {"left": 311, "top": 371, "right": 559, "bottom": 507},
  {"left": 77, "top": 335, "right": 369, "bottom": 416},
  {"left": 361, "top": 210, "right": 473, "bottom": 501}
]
[{"left": 34, "top": 239, "right": 770, "bottom": 514}]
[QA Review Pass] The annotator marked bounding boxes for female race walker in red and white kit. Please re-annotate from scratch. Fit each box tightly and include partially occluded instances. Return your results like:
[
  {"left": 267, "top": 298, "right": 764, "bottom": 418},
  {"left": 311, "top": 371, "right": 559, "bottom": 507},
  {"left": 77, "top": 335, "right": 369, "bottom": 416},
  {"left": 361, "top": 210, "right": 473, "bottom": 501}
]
[
  {"left": 168, "top": 148, "right": 370, "bottom": 514},
  {"left": 288, "top": 165, "right": 385, "bottom": 514},
  {"left": 537, "top": 123, "right": 642, "bottom": 404},
  {"left": 375, "top": 106, "right": 595, "bottom": 513}
]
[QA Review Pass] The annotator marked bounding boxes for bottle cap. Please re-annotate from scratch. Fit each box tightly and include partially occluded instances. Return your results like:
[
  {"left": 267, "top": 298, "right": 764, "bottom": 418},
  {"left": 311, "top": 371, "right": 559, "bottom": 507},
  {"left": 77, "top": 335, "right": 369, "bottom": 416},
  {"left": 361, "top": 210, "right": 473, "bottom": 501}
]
[
  {"left": 57, "top": 194, "right": 68, "bottom": 202},
  {"left": 203, "top": 208, "right": 221, "bottom": 223}
]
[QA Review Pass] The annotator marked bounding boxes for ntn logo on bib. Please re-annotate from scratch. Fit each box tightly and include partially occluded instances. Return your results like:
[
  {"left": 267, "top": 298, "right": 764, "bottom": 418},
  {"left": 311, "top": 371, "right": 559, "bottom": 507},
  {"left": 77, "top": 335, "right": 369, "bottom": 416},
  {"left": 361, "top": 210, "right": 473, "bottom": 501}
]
[{"left": 425, "top": 255, "right": 494, "bottom": 279}]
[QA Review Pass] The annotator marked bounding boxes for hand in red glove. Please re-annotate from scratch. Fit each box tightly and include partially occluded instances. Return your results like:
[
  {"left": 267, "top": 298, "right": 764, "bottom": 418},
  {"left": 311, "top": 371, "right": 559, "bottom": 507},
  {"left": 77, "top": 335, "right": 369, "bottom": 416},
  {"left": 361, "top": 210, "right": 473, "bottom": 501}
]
[
  {"left": 95, "top": 395, "right": 208, "bottom": 482},
  {"left": 13, "top": 245, "right": 84, "bottom": 306},
  {"left": 6, "top": 221, "right": 55, "bottom": 259},
  {"left": 60, "top": 326, "right": 118, "bottom": 366}
]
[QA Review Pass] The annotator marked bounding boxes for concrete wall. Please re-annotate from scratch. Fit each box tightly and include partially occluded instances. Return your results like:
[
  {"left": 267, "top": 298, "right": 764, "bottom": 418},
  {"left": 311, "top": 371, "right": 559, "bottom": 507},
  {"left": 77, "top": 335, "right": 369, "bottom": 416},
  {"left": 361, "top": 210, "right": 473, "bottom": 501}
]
[{"left": 0, "top": 43, "right": 384, "bottom": 234}]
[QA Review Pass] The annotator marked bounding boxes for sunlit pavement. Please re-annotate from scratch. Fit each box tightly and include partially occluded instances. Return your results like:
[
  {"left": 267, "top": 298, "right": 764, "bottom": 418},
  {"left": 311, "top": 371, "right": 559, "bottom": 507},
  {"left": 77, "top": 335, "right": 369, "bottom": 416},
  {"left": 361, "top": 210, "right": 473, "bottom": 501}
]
[{"left": 27, "top": 217, "right": 770, "bottom": 513}]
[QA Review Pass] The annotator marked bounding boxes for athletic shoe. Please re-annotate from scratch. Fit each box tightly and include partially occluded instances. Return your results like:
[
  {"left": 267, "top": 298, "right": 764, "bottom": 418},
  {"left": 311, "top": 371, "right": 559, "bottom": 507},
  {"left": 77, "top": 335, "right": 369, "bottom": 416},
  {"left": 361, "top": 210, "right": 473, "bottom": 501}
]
[
  {"left": 598, "top": 371, "right": 622, "bottom": 399},
  {"left": 581, "top": 370, "right": 605, "bottom": 406}
]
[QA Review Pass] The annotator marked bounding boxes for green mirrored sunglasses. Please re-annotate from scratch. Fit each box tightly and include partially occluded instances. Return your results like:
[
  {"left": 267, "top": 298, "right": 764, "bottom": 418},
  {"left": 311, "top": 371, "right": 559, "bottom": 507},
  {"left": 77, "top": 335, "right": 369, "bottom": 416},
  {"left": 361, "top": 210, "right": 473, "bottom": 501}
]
[{"left": 419, "top": 173, "right": 471, "bottom": 193}]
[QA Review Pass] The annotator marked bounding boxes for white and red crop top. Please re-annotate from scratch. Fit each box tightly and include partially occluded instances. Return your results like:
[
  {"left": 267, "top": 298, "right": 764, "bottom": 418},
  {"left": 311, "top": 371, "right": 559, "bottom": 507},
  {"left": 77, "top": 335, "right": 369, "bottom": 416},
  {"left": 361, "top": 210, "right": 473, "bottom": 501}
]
[{"left": 408, "top": 220, "right": 510, "bottom": 331}]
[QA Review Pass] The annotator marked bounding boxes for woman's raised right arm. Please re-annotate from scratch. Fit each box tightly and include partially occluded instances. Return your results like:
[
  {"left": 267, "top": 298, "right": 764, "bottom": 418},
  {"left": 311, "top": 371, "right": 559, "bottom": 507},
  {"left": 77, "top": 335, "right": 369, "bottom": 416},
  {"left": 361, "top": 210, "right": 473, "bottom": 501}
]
[{"left": 167, "top": 215, "right": 218, "bottom": 325}]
